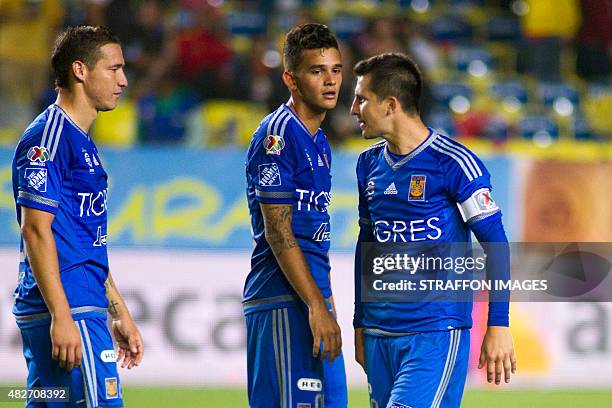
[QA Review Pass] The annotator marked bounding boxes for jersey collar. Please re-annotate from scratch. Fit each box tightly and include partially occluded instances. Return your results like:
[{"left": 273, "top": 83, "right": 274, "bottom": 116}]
[
  {"left": 52, "top": 104, "right": 90, "bottom": 140},
  {"left": 383, "top": 128, "right": 437, "bottom": 171},
  {"left": 281, "top": 104, "right": 321, "bottom": 141}
]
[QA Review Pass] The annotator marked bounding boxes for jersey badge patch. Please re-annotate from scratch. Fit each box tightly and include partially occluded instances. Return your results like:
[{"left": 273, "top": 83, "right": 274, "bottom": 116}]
[
  {"left": 25, "top": 168, "right": 47, "bottom": 192},
  {"left": 27, "top": 146, "right": 49, "bottom": 163},
  {"left": 408, "top": 175, "right": 426, "bottom": 201},
  {"left": 258, "top": 163, "right": 281, "bottom": 186},
  {"left": 105, "top": 377, "right": 118, "bottom": 399},
  {"left": 264, "top": 135, "right": 285, "bottom": 155},
  {"left": 476, "top": 189, "right": 497, "bottom": 210}
]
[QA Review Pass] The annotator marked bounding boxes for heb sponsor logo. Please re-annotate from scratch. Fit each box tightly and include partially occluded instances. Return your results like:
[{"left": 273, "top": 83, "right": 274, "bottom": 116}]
[
  {"left": 100, "top": 349, "right": 116, "bottom": 363},
  {"left": 297, "top": 378, "right": 322, "bottom": 392},
  {"left": 258, "top": 163, "right": 281, "bottom": 187},
  {"left": 25, "top": 168, "right": 47, "bottom": 192},
  {"left": 27, "top": 146, "right": 50, "bottom": 163}
]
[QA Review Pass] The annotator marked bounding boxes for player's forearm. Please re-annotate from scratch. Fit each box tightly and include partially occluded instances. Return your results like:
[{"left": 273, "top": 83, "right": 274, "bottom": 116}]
[
  {"left": 262, "top": 204, "right": 327, "bottom": 309},
  {"left": 268, "top": 232, "right": 327, "bottom": 309},
  {"left": 105, "top": 273, "right": 133, "bottom": 322},
  {"left": 22, "top": 223, "right": 71, "bottom": 319},
  {"left": 353, "top": 223, "right": 373, "bottom": 328},
  {"left": 471, "top": 213, "right": 510, "bottom": 326}
]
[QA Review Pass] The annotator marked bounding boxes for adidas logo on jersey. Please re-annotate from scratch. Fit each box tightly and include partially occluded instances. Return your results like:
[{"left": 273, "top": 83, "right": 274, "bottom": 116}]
[
  {"left": 384, "top": 182, "right": 398, "bottom": 195},
  {"left": 317, "top": 155, "right": 324, "bottom": 166}
]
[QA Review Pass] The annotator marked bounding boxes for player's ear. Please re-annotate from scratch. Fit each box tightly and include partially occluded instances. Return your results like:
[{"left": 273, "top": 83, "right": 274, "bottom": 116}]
[
  {"left": 72, "top": 60, "right": 87, "bottom": 83},
  {"left": 282, "top": 71, "right": 298, "bottom": 93},
  {"left": 387, "top": 96, "right": 399, "bottom": 116}
]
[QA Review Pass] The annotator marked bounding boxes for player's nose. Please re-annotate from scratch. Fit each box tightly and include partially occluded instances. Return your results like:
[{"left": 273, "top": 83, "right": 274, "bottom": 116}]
[
  {"left": 118, "top": 69, "right": 128, "bottom": 88},
  {"left": 350, "top": 97, "right": 359, "bottom": 116}
]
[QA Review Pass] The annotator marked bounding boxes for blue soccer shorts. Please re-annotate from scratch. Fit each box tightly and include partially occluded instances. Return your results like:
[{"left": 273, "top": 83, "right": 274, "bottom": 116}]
[
  {"left": 19, "top": 316, "right": 123, "bottom": 408},
  {"left": 364, "top": 328, "right": 469, "bottom": 408},
  {"left": 245, "top": 301, "right": 347, "bottom": 408}
]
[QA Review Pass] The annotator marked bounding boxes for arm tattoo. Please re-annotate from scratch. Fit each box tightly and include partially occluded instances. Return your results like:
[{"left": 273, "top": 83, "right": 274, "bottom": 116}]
[
  {"left": 104, "top": 276, "right": 115, "bottom": 293},
  {"left": 263, "top": 205, "right": 298, "bottom": 257},
  {"left": 109, "top": 300, "right": 120, "bottom": 318}
]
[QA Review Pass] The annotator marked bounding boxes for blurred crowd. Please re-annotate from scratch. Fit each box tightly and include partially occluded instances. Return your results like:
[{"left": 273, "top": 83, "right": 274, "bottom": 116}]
[{"left": 0, "top": 0, "right": 610, "bottom": 147}]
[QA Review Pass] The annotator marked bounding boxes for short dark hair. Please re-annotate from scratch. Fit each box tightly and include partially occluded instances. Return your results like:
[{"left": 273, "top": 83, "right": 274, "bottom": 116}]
[
  {"left": 283, "top": 23, "right": 339, "bottom": 71},
  {"left": 353, "top": 53, "right": 423, "bottom": 115},
  {"left": 51, "top": 26, "right": 121, "bottom": 89}
]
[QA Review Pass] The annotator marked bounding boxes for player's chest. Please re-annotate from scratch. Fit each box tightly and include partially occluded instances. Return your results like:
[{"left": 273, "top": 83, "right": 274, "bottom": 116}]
[
  {"left": 68, "top": 141, "right": 108, "bottom": 191},
  {"left": 294, "top": 140, "right": 331, "bottom": 191},
  {"left": 365, "top": 165, "right": 446, "bottom": 212}
]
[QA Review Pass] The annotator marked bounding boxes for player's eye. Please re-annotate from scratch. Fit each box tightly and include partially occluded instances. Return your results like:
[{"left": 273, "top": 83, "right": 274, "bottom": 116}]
[{"left": 311, "top": 69, "right": 321, "bottom": 75}]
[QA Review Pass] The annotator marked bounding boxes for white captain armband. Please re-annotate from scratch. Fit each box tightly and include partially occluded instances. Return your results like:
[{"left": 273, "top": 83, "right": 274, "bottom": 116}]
[{"left": 457, "top": 188, "right": 500, "bottom": 224}]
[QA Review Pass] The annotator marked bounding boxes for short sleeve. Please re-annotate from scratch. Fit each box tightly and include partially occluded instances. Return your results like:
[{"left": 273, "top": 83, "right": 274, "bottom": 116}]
[
  {"left": 15, "top": 129, "right": 70, "bottom": 215},
  {"left": 247, "top": 130, "right": 297, "bottom": 205},
  {"left": 441, "top": 140, "right": 500, "bottom": 225}
]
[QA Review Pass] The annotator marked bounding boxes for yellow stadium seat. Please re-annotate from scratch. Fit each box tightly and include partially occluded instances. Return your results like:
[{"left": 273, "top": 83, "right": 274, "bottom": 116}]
[
  {"left": 0, "top": 128, "right": 19, "bottom": 146},
  {"left": 91, "top": 100, "right": 137, "bottom": 147},
  {"left": 584, "top": 94, "right": 612, "bottom": 138},
  {"left": 200, "top": 100, "right": 268, "bottom": 147}
]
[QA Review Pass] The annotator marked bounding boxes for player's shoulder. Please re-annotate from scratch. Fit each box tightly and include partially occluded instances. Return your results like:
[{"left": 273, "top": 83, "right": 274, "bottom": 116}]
[
  {"left": 428, "top": 129, "right": 487, "bottom": 179},
  {"left": 252, "top": 106, "right": 295, "bottom": 142},
  {"left": 357, "top": 139, "right": 386, "bottom": 162},
  {"left": 17, "top": 105, "right": 72, "bottom": 163}
]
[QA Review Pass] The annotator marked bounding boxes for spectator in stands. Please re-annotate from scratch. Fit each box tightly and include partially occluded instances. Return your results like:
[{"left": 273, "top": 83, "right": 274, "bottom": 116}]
[
  {"left": 354, "top": 17, "right": 404, "bottom": 58},
  {"left": 137, "top": 67, "right": 199, "bottom": 144},
  {"left": 0, "top": 0, "right": 64, "bottom": 102},
  {"left": 576, "top": 0, "right": 611, "bottom": 82},
  {"left": 519, "top": 0, "right": 580, "bottom": 81},
  {"left": 123, "top": 0, "right": 173, "bottom": 97},
  {"left": 174, "top": 1, "right": 234, "bottom": 100}
]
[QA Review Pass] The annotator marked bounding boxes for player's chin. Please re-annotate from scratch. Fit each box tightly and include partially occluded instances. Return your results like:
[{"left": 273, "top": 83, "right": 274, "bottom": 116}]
[
  {"left": 362, "top": 131, "right": 378, "bottom": 140},
  {"left": 98, "top": 100, "right": 118, "bottom": 112},
  {"left": 319, "top": 97, "right": 338, "bottom": 110}
]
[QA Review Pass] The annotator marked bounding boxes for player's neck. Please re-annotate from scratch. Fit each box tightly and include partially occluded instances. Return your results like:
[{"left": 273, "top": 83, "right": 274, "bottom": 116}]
[
  {"left": 386, "top": 117, "right": 429, "bottom": 156},
  {"left": 55, "top": 89, "right": 98, "bottom": 134},
  {"left": 286, "top": 97, "right": 325, "bottom": 136}
]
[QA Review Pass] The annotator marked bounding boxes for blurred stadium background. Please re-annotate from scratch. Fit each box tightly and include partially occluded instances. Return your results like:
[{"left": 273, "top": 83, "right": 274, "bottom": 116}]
[{"left": 0, "top": 0, "right": 610, "bottom": 406}]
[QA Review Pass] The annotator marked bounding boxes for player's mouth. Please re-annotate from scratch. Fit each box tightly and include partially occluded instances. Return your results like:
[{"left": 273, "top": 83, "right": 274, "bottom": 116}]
[{"left": 322, "top": 90, "right": 337, "bottom": 100}]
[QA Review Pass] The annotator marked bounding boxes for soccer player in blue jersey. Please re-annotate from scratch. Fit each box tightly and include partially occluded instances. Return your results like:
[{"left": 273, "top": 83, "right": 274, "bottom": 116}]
[
  {"left": 244, "top": 23, "right": 348, "bottom": 407},
  {"left": 12, "top": 26, "right": 143, "bottom": 407},
  {"left": 350, "top": 53, "right": 517, "bottom": 408}
]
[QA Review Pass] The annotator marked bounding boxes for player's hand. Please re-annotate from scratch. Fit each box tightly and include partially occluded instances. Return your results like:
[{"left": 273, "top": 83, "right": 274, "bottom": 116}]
[
  {"left": 478, "top": 326, "right": 517, "bottom": 385},
  {"left": 50, "top": 315, "right": 82, "bottom": 372},
  {"left": 309, "top": 301, "right": 342, "bottom": 362},
  {"left": 111, "top": 318, "right": 144, "bottom": 369},
  {"left": 354, "top": 328, "right": 366, "bottom": 372}
]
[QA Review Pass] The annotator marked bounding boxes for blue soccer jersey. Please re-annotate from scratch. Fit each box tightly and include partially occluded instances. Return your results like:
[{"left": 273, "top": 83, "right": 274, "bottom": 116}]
[
  {"left": 244, "top": 104, "right": 333, "bottom": 313},
  {"left": 12, "top": 104, "right": 110, "bottom": 323},
  {"left": 355, "top": 129, "right": 501, "bottom": 333}
]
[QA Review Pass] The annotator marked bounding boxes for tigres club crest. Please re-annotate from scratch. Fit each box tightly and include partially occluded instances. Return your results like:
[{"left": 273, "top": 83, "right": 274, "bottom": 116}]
[
  {"left": 408, "top": 175, "right": 426, "bottom": 201},
  {"left": 263, "top": 135, "right": 285, "bottom": 155}
]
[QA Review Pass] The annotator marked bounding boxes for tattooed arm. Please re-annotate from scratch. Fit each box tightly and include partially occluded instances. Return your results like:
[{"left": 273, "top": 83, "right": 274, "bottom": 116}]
[
  {"left": 260, "top": 203, "right": 342, "bottom": 361},
  {"left": 105, "top": 273, "right": 144, "bottom": 369}
]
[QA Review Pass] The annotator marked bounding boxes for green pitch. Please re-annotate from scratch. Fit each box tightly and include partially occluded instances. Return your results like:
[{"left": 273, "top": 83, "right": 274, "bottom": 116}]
[{"left": 2, "top": 388, "right": 611, "bottom": 407}]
